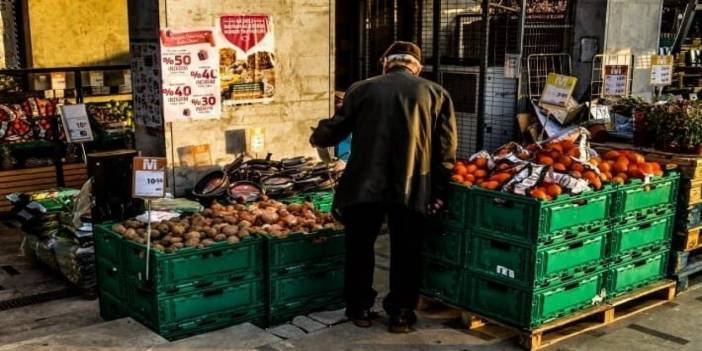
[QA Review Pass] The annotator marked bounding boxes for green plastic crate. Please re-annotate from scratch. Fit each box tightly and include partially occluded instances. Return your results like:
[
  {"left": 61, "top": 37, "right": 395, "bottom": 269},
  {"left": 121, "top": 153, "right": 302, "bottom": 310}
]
[
  {"left": 468, "top": 231, "right": 607, "bottom": 289},
  {"left": 268, "top": 266, "right": 344, "bottom": 306},
  {"left": 608, "top": 250, "right": 669, "bottom": 299},
  {"left": 468, "top": 272, "right": 607, "bottom": 329},
  {"left": 94, "top": 224, "right": 123, "bottom": 265},
  {"left": 98, "top": 289, "right": 127, "bottom": 321},
  {"left": 421, "top": 228, "right": 469, "bottom": 267},
  {"left": 129, "top": 269, "right": 262, "bottom": 298},
  {"left": 127, "top": 278, "right": 265, "bottom": 329},
  {"left": 97, "top": 257, "right": 124, "bottom": 301},
  {"left": 609, "top": 215, "right": 674, "bottom": 258},
  {"left": 280, "top": 191, "right": 335, "bottom": 213},
  {"left": 158, "top": 306, "right": 266, "bottom": 341},
  {"left": 420, "top": 259, "right": 467, "bottom": 308},
  {"left": 470, "top": 186, "right": 613, "bottom": 245},
  {"left": 266, "top": 229, "right": 345, "bottom": 276},
  {"left": 267, "top": 293, "right": 345, "bottom": 326},
  {"left": 613, "top": 173, "right": 679, "bottom": 219},
  {"left": 440, "top": 183, "right": 472, "bottom": 229},
  {"left": 121, "top": 233, "right": 263, "bottom": 289}
]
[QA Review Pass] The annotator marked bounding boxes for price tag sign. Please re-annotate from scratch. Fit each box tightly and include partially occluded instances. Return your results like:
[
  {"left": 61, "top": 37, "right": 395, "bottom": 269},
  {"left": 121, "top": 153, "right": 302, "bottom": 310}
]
[
  {"left": 650, "top": 55, "right": 674, "bottom": 86},
  {"left": 590, "top": 104, "right": 611, "bottom": 122},
  {"left": 539, "top": 73, "right": 577, "bottom": 108},
  {"left": 89, "top": 71, "right": 104, "bottom": 87},
  {"left": 50, "top": 72, "right": 67, "bottom": 90},
  {"left": 60, "top": 104, "right": 94, "bottom": 143},
  {"left": 133, "top": 157, "right": 167, "bottom": 199},
  {"left": 603, "top": 65, "right": 629, "bottom": 96}
]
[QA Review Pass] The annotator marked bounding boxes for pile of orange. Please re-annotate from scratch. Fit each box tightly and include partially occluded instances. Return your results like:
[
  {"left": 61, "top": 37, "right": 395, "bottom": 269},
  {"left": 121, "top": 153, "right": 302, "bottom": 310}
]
[
  {"left": 530, "top": 182, "right": 563, "bottom": 201},
  {"left": 452, "top": 158, "right": 487, "bottom": 187},
  {"left": 598, "top": 150, "right": 663, "bottom": 184}
]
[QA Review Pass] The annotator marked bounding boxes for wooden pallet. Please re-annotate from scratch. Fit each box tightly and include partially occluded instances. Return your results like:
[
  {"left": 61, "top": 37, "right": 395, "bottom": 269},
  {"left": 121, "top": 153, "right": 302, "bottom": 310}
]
[
  {"left": 675, "top": 226, "right": 702, "bottom": 252},
  {"left": 593, "top": 142, "right": 702, "bottom": 180},
  {"left": 421, "top": 280, "right": 676, "bottom": 350},
  {"left": 0, "top": 163, "right": 88, "bottom": 213}
]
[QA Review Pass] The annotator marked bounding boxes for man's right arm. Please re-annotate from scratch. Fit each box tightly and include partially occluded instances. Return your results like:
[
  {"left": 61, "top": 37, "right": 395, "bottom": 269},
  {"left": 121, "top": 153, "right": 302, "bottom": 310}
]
[{"left": 310, "top": 86, "right": 358, "bottom": 147}]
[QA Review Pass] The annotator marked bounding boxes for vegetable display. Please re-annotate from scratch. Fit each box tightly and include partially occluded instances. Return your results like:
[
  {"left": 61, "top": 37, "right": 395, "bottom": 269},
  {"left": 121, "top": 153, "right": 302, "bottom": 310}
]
[{"left": 112, "top": 196, "right": 343, "bottom": 253}]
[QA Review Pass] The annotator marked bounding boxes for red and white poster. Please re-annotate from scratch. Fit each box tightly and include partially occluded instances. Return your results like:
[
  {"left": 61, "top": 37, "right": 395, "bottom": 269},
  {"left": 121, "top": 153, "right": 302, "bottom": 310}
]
[
  {"left": 159, "top": 28, "right": 221, "bottom": 122},
  {"left": 217, "top": 15, "right": 276, "bottom": 105}
]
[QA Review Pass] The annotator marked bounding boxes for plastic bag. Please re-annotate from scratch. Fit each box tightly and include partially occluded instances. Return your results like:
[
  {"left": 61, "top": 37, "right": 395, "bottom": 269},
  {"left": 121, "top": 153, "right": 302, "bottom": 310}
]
[{"left": 54, "top": 234, "right": 96, "bottom": 289}]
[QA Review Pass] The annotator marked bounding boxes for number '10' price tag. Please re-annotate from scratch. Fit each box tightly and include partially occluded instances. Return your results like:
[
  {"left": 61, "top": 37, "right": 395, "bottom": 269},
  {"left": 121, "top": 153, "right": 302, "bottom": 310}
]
[{"left": 133, "top": 157, "right": 167, "bottom": 199}]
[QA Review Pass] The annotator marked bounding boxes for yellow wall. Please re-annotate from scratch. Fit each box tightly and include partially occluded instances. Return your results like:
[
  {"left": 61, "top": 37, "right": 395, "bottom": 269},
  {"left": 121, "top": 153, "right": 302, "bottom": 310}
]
[{"left": 28, "top": 0, "right": 129, "bottom": 67}]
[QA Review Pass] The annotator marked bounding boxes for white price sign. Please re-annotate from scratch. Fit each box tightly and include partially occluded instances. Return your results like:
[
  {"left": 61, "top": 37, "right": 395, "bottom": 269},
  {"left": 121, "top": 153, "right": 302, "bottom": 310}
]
[
  {"left": 603, "top": 65, "right": 629, "bottom": 96},
  {"left": 539, "top": 73, "right": 577, "bottom": 108},
  {"left": 60, "top": 104, "right": 94, "bottom": 143},
  {"left": 650, "top": 55, "right": 674, "bottom": 86},
  {"left": 50, "top": 72, "right": 67, "bottom": 90},
  {"left": 133, "top": 157, "right": 167, "bottom": 199}
]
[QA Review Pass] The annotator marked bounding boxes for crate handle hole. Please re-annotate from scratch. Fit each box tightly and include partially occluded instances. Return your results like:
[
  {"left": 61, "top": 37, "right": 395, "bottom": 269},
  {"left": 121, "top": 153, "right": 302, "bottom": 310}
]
[
  {"left": 195, "top": 281, "right": 214, "bottom": 289},
  {"left": 492, "top": 198, "right": 513, "bottom": 208},
  {"left": 564, "top": 282, "right": 579, "bottom": 290},
  {"left": 203, "top": 288, "right": 224, "bottom": 297},
  {"left": 572, "top": 199, "right": 588, "bottom": 206},
  {"left": 490, "top": 240, "right": 511, "bottom": 251},
  {"left": 639, "top": 222, "right": 652, "bottom": 229},
  {"left": 633, "top": 260, "right": 647, "bottom": 267},
  {"left": 486, "top": 281, "right": 509, "bottom": 292},
  {"left": 568, "top": 241, "right": 584, "bottom": 250}
]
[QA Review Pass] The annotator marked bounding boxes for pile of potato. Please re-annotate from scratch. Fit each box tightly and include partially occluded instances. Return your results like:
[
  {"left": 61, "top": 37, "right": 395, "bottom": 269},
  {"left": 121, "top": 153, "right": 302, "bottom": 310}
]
[{"left": 111, "top": 197, "right": 343, "bottom": 253}]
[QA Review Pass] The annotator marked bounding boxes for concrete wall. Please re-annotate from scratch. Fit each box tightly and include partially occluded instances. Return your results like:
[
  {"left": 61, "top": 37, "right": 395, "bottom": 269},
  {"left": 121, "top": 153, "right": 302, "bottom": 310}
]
[
  {"left": 27, "top": 0, "right": 129, "bottom": 67},
  {"left": 571, "top": 0, "right": 607, "bottom": 99},
  {"left": 604, "top": 0, "right": 663, "bottom": 100},
  {"left": 159, "top": 0, "right": 334, "bottom": 193}
]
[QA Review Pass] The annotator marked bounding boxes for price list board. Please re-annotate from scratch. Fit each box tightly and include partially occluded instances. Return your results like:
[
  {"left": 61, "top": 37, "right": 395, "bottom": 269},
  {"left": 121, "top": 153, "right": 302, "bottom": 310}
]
[
  {"left": 650, "top": 55, "right": 673, "bottom": 86},
  {"left": 132, "top": 157, "right": 167, "bottom": 199},
  {"left": 603, "top": 65, "right": 629, "bottom": 96},
  {"left": 60, "top": 104, "right": 94, "bottom": 143},
  {"left": 539, "top": 73, "right": 577, "bottom": 108},
  {"left": 159, "top": 28, "right": 221, "bottom": 122}
]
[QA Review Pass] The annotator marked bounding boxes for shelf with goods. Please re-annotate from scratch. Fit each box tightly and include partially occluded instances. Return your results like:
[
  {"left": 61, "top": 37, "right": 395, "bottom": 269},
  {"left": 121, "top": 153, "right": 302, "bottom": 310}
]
[{"left": 420, "top": 132, "right": 677, "bottom": 346}]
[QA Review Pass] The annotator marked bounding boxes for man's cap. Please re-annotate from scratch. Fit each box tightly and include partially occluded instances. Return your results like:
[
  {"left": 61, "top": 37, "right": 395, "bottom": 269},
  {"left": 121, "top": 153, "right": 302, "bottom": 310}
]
[{"left": 381, "top": 41, "right": 422, "bottom": 63}]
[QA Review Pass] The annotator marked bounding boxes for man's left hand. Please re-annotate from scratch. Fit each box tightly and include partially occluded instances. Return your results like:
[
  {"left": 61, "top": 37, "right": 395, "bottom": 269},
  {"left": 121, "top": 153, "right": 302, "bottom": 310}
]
[{"left": 427, "top": 199, "right": 444, "bottom": 215}]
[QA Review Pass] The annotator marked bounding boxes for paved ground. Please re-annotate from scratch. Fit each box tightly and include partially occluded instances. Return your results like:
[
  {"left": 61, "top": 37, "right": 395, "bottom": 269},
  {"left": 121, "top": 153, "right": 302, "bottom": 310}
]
[{"left": 2, "top": 224, "right": 702, "bottom": 350}]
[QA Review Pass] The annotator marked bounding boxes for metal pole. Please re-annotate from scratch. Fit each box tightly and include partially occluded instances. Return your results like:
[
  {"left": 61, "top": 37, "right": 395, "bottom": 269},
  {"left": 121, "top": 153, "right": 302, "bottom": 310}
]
[
  {"left": 477, "top": 0, "right": 490, "bottom": 151},
  {"left": 431, "top": 0, "right": 440, "bottom": 82},
  {"left": 145, "top": 199, "right": 152, "bottom": 281}
]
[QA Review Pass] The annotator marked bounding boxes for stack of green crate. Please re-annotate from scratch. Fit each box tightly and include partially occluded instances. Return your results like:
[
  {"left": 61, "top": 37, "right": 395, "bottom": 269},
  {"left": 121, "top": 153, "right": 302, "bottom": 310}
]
[
  {"left": 467, "top": 186, "right": 613, "bottom": 329},
  {"left": 264, "top": 229, "right": 346, "bottom": 325},
  {"left": 420, "top": 183, "right": 471, "bottom": 308},
  {"left": 608, "top": 174, "right": 679, "bottom": 299},
  {"left": 94, "top": 224, "right": 266, "bottom": 340},
  {"left": 280, "top": 191, "right": 335, "bottom": 213}
]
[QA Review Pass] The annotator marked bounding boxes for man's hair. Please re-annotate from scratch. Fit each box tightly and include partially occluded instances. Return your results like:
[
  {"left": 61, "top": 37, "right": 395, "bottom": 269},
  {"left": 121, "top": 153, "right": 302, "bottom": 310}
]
[{"left": 384, "top": 54, "right": 422, "bottom": 75}]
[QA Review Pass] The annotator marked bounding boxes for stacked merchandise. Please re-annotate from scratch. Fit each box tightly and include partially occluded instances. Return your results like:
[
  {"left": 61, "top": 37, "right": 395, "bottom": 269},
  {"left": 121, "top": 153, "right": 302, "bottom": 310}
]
[
  {"left": 86, "top": 101, "right": 134, "bottom": 146},
  {"left": 95, "top": 198, "right": 345, "bottom": 340},
  {"left": 13, "top": 188, "right": 97, "bottom": 290},
  {"left": 421, "top": 133, "right": 677, "bottom": 330},
  {"left": 670, "top": 159, "right": 702, "bottom": 292}
]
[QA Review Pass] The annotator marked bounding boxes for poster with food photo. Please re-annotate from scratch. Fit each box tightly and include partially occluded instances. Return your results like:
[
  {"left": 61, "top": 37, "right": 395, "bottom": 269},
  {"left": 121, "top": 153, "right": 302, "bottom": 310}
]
[{"left": 217, "top": 15, "right": 276, "bottom": 105}]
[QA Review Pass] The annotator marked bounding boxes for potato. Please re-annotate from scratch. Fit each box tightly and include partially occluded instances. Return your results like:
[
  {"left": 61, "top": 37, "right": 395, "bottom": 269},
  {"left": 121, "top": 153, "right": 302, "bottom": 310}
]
[
  {"left": 185, "top": 238, "right": 200, "bottom": 247},
  {"left": 171, "top": 242, "right": 184, "bottom": 250},
  {"left": 261, "top": 210, "right": 279, "bottom": 224},
  {"left": 185, "top": 231, "right": 201, "bottom": 240},
  {"left": 212, "top": 217, "right": 224, "bottom": 225},
  {"left": 170, "top": 224, "right": 186, "bottom": 235},
  {"left": 136, "top": 228, "right": 146, "bottom": 236},
  {"left": 149, "top": 229, "right": 161, "bottom": 239},
  {"left": 238, "top": 220, "right": 252, "bottom": 228},
  {"left": 224, "top": 216, "right": 238, "bottom": 224},
  {"left": 214, "top": 234, "right": 227, "bottom": 242},
  {"left": 203, "top": 227, "right": 218, "bottom": 238},
  {"left": 124, "top": 228, "right": 137, "bottom": 237},
  {"left": 238, "top": 228, "right": 251, "bottom": 238},
  {"left": 169, "top": 237, "right": 183, "bottom": 244},
  {"left": 157, "top": 224, "right": 170, "bottom": 233},
  {"left": 222, "top": 225, "right": 239, "bottom": 236},
  {"left": 227, "top": 236, "right": 240, "bottom": 244},
  {"left": 162, "top": 234, "right": 173, "bottom": 243},
  {"left": 112, "top": 223, "right": 127, "bottom": 234},
  {"left": 153, "top": 244, "right": 165, "bottom": 252},
  {"left": 201, "top": 238, "right": 215, "bottom": 247}
]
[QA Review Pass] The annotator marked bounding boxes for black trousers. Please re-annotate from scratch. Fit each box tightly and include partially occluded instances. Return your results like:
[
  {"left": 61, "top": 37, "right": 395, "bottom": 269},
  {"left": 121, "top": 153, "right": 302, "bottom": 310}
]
[{"left": 342, "top": 203, "right": 424, "bottom": 316}]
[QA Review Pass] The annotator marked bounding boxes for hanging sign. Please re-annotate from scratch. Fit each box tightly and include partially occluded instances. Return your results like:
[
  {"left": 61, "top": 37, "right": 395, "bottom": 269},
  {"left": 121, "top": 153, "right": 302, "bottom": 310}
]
[
  {"left": 218, "top": 14, "right": 276, "bottom": 105},
  {"left": 159, "top": 27, "right": 221, "bottom": 122},
  {"left": 60, "top": 104, "right": 94, "bottom": 143},
  {"left": 132, "top": 157, "right": 167, "bottom": 199},
  {"left": 603, "top": 65, "right": 628, "bottom": 96},
  {"left": 650, "top": 55, "right": 674, "bottom": 86},
  {"left": 539, "top": 73, "right": 577, "bottom": 108}
]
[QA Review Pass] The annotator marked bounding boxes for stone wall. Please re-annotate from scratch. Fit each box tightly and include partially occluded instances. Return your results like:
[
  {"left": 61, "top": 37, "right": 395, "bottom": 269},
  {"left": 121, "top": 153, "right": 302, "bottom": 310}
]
[
  {"left": 159, "top": 0, "right": 334, "bottom": 194},
  {"left": 27, "top": 0, "right": 129, "bottom": 67}
]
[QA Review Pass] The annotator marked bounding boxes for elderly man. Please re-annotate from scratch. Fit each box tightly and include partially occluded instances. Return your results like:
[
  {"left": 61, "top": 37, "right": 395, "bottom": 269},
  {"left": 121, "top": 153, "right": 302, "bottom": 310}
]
[{"left": 310, "top": 41, "right": 457, "bottom": 333}]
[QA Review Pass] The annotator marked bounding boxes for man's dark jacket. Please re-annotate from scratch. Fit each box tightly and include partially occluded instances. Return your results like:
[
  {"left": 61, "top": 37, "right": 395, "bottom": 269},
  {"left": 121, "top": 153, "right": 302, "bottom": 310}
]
[{"left": 311, "top": 66, "right": 458, "bottom": 219}]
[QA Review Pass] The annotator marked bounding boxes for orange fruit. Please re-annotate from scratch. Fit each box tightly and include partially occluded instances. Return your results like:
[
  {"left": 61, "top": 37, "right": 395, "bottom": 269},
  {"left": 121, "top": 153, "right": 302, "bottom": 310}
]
[
  {"left": 463, "top": 181, "right": 474, "bottom": 187},
  {"left": 616, "top": 156, "right": 630, "bottom": 165},
  {"left": 546, "top": 184, "right": 562, "bottom": 197},
  {"left": 570, "top": 170, "right": 582, "bottom": 178},
  {"left": 549, "top": 144, "right": 564, "bottom": 154},
  {"left": 451, "top": 174, "right": 464, "bottom": 183},
  {"left": 604, "top": 150, "right": 620, "bottom": 160},
  {"left": 474, "top": 169, "right": 487, "bottom": 179},
  {"left": 583, "top": 170, "right": 598, "bottom": 182},
  {"left": 653, "top": 169, "right": 664, "bottom": 177},
  {"left": 614, "top": 160, "right": 628, "bottom": 173},
  {"left": 561, "top": 140, "right": 576, "bottom": 151},
  {"left": 591, "top": 177, "right": 602, "bottom": 190},
  {"left": 616, "top": 172, "right": 629, "bottom": 182},
  {"left": 571, "top": 163, "right": 585, "bottom": 173},
  {"left": 466, "top": 164, "right": 477, "bottom": 174},
  {"left": 475, "top": 158, "right": 488, "bottom": 169},
  {"left": 628, "top": 152, "right": 645, "bottom": 164},
  {"left": 538, "top": 155, "right": 555, "bottom": 166},
  {"left": 598, "top": 162, "right": 611, "bottom": 173},
  {"left": 455, "top": 161, "right": 466, "bottom": 169},
  {"left": 553, "top": 163, "right": 567, "bottom": 172},
  {"left": 558, "top": 156, "right": 573, "bottom": 167},
  {"left": 530, "top": 188, "right": 549, "bottom": 201},
  {"left": 549, "top": 150, "right": 562, "bottom": 160},
  {"left": 496, "top": 162, "right": 511, "bottom": 171},
  {"left": 601, "top": 172, "right": 612, "bottom": 181},
  {"left": 482, "top": 181, "right": 499, "bottom": 190},
  {"left": 590, "top": 158, "right": 600, "bottom": 166},
  {"left": 650, "top": 162, "right": 662, "bottom": 171},
  {"left": 490, "top": 172, "right": 512, "bottom": 183},
  {"left": 567, "top": 148, "right": 581, "bottom": 158},
  {"left": 611, "top": 176, "right": 625, "bottom": 185},
  {"left": 638, "top": 162, "right": 653, "bottom": 175},
  {"left": 455, "top": 164, "right": 468, "bottom": 176},
  {"left": 464, "top": 174, "right": 476, "bottom": 183}
]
